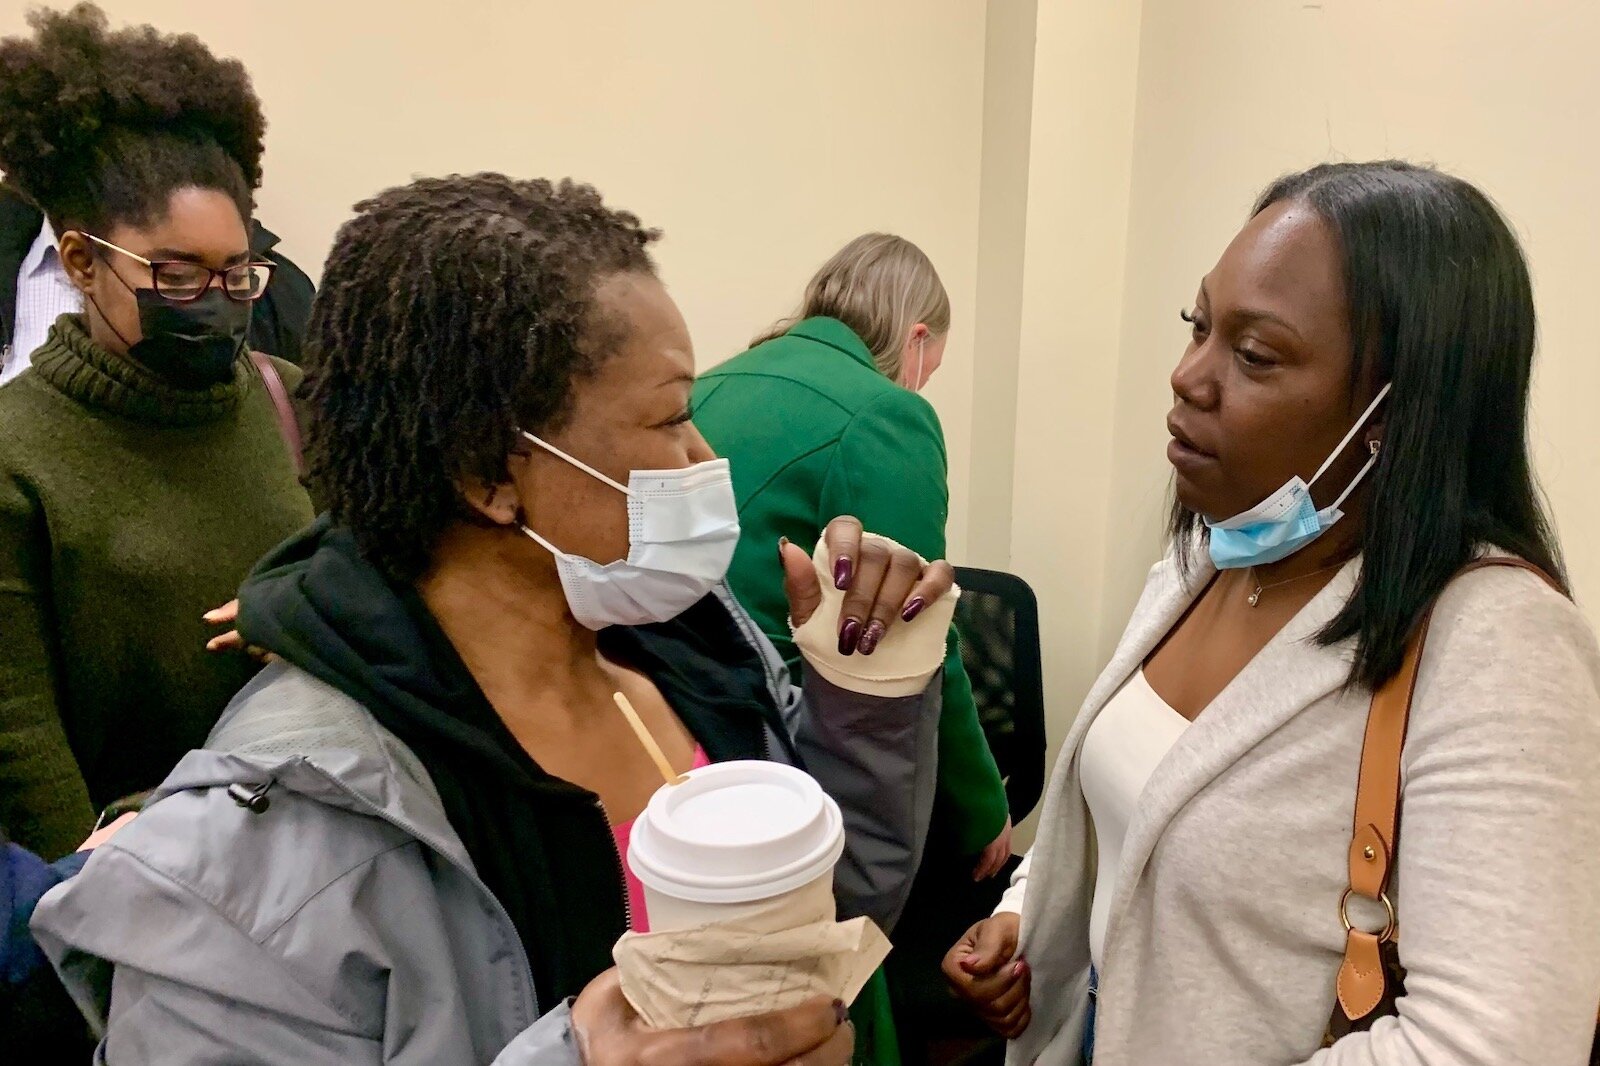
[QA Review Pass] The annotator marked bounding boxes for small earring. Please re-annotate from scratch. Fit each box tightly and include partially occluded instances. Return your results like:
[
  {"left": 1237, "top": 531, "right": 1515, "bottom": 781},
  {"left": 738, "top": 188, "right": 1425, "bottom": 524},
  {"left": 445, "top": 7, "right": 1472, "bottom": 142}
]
[{"left": 1369, "top": 439, "right": 1382, "bottom": 456}]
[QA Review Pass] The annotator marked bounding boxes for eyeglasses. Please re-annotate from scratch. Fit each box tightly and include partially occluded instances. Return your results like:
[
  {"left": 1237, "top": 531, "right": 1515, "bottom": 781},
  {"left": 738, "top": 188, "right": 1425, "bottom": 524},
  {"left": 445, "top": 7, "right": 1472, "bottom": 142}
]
[{"left": 82, "top": 233, "right": 276, "bottom": 303}]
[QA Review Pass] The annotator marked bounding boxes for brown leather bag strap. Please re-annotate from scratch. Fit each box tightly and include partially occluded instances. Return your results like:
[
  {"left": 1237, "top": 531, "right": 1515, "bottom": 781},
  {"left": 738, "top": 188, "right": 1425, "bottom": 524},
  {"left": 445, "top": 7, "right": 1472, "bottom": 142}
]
[
  {"left": 1335, "top": 556, "right": 1560, "bottom": 1024},
  {"left": 249, "top": 351, "right": 305, "bottom": 478}
]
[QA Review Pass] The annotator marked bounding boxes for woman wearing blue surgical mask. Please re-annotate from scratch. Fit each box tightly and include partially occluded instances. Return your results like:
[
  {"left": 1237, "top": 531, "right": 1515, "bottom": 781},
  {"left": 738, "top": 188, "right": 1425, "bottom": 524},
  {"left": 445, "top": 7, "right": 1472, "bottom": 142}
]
[
  {"left": 945, "top": 161, "right": 1600, "bottom": 1065},
  {"left": 34, "top": 174, "right": 957, "bottom": 1065}
]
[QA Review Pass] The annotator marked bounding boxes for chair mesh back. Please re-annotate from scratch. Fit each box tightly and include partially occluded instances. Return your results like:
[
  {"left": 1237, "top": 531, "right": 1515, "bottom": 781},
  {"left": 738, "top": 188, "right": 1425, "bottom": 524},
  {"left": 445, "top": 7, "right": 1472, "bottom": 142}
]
[
  {"left": 952, "top": 567, "right": 1046, "bottom": 823},
  {"left": 955, "top": 589, "right": 1020, "bottom": 780}
]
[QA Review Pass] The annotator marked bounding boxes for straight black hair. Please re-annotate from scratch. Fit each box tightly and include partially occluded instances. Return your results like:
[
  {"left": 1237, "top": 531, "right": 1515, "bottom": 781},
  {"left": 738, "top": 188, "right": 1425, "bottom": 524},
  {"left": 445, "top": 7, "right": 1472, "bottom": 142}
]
[{"left": 1171, "top": 160, "right": 1567, "bottom": 688}]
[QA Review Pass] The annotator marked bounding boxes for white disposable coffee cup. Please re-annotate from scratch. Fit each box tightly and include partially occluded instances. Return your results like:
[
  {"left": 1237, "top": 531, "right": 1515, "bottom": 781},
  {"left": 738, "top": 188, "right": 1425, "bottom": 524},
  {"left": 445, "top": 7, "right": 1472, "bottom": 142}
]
[{"left": 627, "top": 760, "right": 845, "bottom": 932}]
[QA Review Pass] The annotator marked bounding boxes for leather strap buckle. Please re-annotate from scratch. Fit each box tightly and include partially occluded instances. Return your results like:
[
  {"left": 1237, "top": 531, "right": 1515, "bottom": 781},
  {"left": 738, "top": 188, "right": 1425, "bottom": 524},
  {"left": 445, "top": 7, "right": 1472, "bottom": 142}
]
[{"left": 1339, "top": 887, "right": 1397, "bottom": 942}]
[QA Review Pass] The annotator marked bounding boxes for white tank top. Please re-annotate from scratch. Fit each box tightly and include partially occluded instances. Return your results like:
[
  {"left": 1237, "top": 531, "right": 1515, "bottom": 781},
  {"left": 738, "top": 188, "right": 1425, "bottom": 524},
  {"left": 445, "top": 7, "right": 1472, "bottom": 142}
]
[{"left": 1079, "top": 670, "right": 1190, "bottom": 970}]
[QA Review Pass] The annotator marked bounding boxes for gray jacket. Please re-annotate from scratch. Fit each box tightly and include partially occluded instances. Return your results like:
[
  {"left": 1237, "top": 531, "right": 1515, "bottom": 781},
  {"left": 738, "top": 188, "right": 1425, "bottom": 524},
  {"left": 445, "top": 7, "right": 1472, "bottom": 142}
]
[{"left": 33, "top": 591, "right": 939, "bottom": 1064}]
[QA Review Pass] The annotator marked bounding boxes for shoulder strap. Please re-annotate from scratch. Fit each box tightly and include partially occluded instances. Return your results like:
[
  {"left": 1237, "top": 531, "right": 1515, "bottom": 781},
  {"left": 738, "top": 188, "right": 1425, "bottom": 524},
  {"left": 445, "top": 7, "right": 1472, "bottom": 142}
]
[
  {"left": 1335, "top": 556, "right": 1559, "bottom": 1021},
  {"left": 248, "top": 351, "right": 305, "bottom": 478}
]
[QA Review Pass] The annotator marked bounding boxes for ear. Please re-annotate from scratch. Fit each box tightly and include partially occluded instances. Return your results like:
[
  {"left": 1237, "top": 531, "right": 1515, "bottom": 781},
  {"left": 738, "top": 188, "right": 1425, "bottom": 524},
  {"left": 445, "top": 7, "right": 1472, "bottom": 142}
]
[
  {"left": 458, "top": 472, "right": 523, "bottom": 527},
  {"left": 57, "top": 231, "right": 98, "bottom": 295},
  {"left": 907, "top": 322, "right": 932, "bottom": 346}
]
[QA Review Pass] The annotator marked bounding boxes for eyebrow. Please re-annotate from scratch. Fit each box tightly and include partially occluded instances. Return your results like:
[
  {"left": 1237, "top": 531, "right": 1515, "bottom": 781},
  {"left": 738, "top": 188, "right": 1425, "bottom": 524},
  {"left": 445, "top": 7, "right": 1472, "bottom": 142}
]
[
  {"left": 146, "top": 248, "right": 253, "bottom": 266},
  {"left": 1234, "top": 307, "right": 1303, "bottom": 341},
  {"left": 1199, "top": 279, "right": 1304, "bottom": 341}
]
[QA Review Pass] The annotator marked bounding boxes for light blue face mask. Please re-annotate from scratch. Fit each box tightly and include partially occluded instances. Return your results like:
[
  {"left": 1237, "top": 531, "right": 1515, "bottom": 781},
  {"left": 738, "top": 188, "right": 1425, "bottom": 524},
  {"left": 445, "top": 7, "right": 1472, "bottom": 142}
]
[{"left": 1205, "top": 383, "right": 1391, "bottom": 570}]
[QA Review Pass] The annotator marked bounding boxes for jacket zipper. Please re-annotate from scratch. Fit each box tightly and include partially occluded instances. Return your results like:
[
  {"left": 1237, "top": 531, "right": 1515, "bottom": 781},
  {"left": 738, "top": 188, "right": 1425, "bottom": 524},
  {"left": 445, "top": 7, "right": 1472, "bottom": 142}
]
[
  {"left": 595, "top": 798, "right": 635, "bottom": 932},
  {"left": 712, "top": 585, "right": 778, "bottom": 762}
]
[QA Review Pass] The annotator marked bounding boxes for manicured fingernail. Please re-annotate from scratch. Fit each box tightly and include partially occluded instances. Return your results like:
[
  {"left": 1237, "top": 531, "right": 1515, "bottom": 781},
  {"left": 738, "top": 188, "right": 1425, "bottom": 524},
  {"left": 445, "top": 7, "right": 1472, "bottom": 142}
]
[
  {"left": 833, "top": 998, "right": 848, "bottom": 1024},
  {"left": 901, "top": 597, "right": 926, "bottom": 622},
  {"left": 839, "top": 618, "right": 862, "bottom": 655},
  {"left": 1012, "top": 960, "right": 1028, "bottom": 977},
  {"left": 858, "top": 620, "right": 885, "bottom": 655},
  {"left": 777, "top": 537, "right": 789, "bottom": 563},
  {"left": 833, "top": 556, "right": 853, "bottom": 590}
]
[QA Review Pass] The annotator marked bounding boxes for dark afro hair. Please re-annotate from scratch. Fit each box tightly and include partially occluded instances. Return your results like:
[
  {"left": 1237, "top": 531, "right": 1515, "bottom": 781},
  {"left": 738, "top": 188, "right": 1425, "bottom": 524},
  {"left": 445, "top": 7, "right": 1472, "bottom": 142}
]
[
  {"left": 305, "top": 173, "right": 662, "bottom": 582},
  {"left": 0, "top": 2, "right": 264, "bottom": 233}
]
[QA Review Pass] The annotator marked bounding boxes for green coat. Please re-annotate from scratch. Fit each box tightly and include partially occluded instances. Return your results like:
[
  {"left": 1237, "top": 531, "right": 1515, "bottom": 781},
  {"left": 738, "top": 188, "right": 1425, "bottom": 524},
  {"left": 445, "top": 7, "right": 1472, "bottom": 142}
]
[{"left": 693, "top": 317, "right": 1008, "bottom": 853}]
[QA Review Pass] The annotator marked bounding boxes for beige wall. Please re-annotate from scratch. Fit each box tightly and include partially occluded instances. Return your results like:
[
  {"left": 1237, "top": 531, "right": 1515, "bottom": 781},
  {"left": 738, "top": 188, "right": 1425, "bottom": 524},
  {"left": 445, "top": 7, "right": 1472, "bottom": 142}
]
[
  {"left": 1003, "top": 0, "right": 1143, "bottom": 809},
  {"left": 0, "top": 0, "right": 991, "bottom": 558},
  {"left": 964, "top": 0, "right": 1036, "bottom": 569}
]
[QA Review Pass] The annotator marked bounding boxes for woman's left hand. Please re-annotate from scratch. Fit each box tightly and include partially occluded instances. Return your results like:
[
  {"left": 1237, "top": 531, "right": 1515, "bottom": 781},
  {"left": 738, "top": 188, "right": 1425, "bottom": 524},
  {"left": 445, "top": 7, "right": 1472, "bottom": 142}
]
[{"left": 781, "top": 516, "right": 955, "bottom": 656}]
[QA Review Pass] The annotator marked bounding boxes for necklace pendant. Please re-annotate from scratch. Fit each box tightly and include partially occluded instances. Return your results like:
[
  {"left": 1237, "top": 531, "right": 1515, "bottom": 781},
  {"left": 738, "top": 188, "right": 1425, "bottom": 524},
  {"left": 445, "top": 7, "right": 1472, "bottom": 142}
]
[{"left": 1248, "top": 587, "right": 1262, "bottom": 607}]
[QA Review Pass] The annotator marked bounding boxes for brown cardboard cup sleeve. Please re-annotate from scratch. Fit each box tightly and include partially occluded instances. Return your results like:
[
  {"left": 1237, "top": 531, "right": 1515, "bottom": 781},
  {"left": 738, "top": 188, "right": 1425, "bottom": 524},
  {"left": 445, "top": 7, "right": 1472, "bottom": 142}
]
[
  {"left": 790, "top": 532, "right": 959, "bottom": 698},
  {"left": 613, "top": 914, "right": 890, "bottom": 1028}
]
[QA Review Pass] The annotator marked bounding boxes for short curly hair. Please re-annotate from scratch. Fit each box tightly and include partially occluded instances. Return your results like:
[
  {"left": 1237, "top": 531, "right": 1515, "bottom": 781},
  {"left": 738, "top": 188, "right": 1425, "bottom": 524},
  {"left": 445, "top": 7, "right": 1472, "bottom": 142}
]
[
  {"left": 0, "top": 2, "right": 263, "bottom": 232},
  {"left": 305, "top": 173, "right": 661, "bottom": 582}
]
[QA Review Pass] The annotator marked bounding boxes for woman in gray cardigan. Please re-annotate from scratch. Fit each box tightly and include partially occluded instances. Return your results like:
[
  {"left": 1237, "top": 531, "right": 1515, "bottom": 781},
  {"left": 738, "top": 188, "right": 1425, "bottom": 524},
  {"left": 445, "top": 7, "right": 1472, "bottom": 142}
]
[{"left": 947, "top": 161, "right": 1600, "bottom": 1065}]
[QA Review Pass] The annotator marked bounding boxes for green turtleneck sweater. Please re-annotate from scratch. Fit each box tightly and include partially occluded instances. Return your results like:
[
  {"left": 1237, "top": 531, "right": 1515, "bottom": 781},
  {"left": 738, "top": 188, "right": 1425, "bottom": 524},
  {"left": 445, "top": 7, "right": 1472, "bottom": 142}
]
[{"left": 0, "top": 316, "right": 313, "bottom": 857}]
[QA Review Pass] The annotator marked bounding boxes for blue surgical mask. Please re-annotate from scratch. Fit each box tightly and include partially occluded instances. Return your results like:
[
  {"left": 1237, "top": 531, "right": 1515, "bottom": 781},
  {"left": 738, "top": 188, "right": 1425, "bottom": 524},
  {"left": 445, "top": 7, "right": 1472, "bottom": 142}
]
[
  {"left": 1205, "top": 383, "right": 1391, "bottom": 570},
  {"left": 517, "top": 432, "right": 740, "bottom": 630}
]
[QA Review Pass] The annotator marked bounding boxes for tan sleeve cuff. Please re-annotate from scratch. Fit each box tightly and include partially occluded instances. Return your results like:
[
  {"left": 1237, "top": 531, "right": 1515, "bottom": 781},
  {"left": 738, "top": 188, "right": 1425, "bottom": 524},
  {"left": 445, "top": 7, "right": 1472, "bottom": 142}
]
[{"left": 791, "top": 532, "right": 959, "bottom": 698}]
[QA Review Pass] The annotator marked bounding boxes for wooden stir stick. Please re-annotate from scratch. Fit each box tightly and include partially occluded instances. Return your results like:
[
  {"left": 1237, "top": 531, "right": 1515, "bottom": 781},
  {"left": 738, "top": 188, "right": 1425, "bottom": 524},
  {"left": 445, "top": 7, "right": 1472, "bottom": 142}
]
[{"left": 612, "top": 691, "right": 688, "bottom": 786}]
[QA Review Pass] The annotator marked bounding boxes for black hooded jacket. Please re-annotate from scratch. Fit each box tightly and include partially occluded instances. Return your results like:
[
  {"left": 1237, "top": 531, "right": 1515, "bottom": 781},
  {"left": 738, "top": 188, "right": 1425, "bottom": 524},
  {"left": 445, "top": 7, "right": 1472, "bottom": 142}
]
[{"left": 237, "top": 515, "right": 797, "bottom": 1009}]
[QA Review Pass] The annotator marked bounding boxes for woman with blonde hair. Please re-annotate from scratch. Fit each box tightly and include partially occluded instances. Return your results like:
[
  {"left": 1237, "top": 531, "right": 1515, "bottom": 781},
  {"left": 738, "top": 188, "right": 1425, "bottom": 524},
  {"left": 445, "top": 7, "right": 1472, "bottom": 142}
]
[{"left": 694, "top": 233, "right": 1012, "bottom": 1064}]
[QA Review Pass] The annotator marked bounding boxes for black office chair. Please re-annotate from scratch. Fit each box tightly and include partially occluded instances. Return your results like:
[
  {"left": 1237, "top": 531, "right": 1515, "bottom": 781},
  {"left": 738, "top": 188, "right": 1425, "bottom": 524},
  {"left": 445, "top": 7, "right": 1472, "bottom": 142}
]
[
  {"left": 950, "top": 567, "right": 1047, "bottom": 825},
  {"left": 885, "top": 566, "right": 1047, "bottom": 1065}
]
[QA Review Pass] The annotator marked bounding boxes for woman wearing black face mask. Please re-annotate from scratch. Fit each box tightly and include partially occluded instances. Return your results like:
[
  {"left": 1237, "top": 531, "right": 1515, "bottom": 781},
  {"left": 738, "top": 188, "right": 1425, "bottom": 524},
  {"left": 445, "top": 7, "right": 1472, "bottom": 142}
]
[{"left": 0, "top": 4, "right": 312, "bottom": 863}]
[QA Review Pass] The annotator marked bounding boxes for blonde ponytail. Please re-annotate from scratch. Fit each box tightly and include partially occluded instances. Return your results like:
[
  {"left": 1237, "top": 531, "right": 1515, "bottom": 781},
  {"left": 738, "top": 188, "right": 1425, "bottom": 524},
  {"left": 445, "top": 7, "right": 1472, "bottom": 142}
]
[{"left": 753, "top": 233, "right": 949, "bottom": 381}]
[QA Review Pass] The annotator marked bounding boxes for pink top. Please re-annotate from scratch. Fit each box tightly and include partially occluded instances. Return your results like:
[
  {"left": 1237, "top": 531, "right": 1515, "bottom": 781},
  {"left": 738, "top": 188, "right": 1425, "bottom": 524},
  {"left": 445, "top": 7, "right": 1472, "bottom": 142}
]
[{"left": 611, "top": 746, "right": 712, "bottom": 933}]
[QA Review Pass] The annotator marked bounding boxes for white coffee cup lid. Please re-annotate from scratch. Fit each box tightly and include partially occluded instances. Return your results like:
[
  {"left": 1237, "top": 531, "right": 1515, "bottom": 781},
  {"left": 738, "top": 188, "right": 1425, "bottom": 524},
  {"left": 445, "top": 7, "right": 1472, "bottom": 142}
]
[{"left": 627, "top": 760, "right": 845, "bottom": 904}]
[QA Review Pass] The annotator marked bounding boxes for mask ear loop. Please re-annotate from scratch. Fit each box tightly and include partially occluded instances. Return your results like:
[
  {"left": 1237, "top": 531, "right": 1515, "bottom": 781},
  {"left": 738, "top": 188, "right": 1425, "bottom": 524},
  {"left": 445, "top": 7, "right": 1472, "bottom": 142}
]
[
  {"left": 1309, "top": 382, "right": 1393, "bottom": 489},
  {"left": 519, "top": 523, "right": 564, "bottom": 555},
  {"left": 72, "top": 235, "right": 140, "bottom": 351},
  {"left": 518, "top": 430, "right": 634, "bottom": 558},
  {"left": 1326, "top": 437, "right": 1383, "bottom": 513},
  {"left": 521, "top": 431, "right": 632, "bottom": 495}
]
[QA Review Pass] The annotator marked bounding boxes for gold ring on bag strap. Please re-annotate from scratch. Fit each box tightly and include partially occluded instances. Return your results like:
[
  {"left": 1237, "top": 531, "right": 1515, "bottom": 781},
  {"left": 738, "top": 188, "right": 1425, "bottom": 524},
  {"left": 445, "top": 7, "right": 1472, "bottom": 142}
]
[{"left": 1338, "top": 888, "right": 1396, "bottom": 942}]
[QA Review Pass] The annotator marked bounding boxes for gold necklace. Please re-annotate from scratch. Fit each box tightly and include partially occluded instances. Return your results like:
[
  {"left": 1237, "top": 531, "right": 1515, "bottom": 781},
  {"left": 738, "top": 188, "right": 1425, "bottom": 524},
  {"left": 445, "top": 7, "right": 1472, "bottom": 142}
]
[{"left": 1247, "top": 563, "right": 1343, "bottom": 607}]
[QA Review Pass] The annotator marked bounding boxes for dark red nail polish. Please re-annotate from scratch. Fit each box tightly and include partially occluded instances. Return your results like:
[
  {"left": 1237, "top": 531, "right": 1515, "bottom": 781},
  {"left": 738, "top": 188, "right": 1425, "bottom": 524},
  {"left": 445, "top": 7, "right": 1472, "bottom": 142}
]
[
  {"left": 833, "top": 999, "right": 848, "bottom": 1025},
  {"left": 901, "top": 597, "right": 926, "bottom": 622},
  {"left": 833, "top": 556, "right": 853, "bottom": 590},
  {"left": 858, "top": 620, "right": 885, "bottom": 655},
  {"left": 839, "top": 618, "right": 862, "bottom": 655}
]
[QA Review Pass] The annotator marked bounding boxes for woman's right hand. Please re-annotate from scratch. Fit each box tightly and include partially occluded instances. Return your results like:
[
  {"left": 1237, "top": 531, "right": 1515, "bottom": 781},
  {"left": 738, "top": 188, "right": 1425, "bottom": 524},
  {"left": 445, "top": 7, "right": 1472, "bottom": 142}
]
[
  {"left": 571, "top": 968, "right": 852, "bottom": 1065},
  {"left": 203, "top": 599, "right": 276, "bottom": 663},
  {"left": 942, "top": 913, "right": 1031, "bottom": 1039}
]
